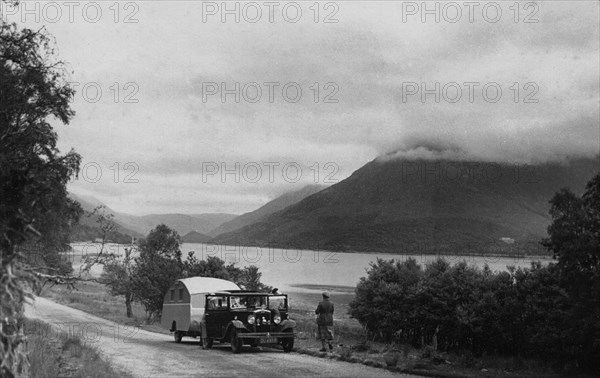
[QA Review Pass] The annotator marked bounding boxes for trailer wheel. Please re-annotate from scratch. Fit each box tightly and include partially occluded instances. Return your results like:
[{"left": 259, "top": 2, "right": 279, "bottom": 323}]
[
  {"left": 230, "top": 329, "right": 243, "bottom": 354},
  {"left": 174, "top": 331, "right": 183, "bottom": 343}
]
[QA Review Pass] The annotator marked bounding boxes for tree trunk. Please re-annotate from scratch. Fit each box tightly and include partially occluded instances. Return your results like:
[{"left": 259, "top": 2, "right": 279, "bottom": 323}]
[{"left": 125, "top": 292, "right": 133, "bottom": 318}]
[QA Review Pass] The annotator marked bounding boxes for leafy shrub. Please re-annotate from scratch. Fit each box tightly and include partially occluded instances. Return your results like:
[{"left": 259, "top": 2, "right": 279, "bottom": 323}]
[
  {"left": 351, "top": 341, "right": 370, "bottom": 352},
  {"left": 420, "top": 345, "right": 435, "bottom": 359},
  {"left": 338, "top": 346, "right": 353, "bottom": 360},
  {"left": 458, "top": 351, "right": 475, "bottom": 368},
  {"left": 383, "top": 352, "right": 400, "bottom": 367}
]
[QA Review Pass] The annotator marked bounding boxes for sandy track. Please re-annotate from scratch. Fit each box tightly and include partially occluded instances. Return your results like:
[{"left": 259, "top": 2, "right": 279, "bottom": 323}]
[{"left": 25, "top": 297, "right": 414, "bottom": 377}]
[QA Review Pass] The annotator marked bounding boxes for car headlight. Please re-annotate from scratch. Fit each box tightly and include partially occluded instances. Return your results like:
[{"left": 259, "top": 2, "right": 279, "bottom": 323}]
[
  {"left": 274, "top": 315, "right": 281, "bottom": 324},
  {"left": 247, "top": 315, "right": 255, "bottom": 325}
]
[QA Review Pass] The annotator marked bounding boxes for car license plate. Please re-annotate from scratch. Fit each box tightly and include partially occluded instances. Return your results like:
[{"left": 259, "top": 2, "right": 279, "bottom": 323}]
[{"left": 261, "top": 337, "right": 277, "bottom": 344}]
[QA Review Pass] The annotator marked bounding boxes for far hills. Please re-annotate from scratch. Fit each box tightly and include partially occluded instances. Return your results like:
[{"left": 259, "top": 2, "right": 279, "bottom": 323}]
[
  {"left": 208, "top": 185, "right": 325, "bottom": 237},
  {"left": 180, "top": 231, "right": 212, "bottom": 243},
  {"left": 210, "top": 156, "right": 599, "bottom": 255},
  {"left": 115, "top": 212, "right": 235, "bottom": 236},
  {"left": 69, "top": 184, "right": 326, "bottom": 243},
  {"left": 68, "top": 193, "right": 236, "bottom": 242}
]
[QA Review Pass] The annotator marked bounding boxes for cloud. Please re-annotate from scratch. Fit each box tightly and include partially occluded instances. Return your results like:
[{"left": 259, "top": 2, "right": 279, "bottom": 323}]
[{"left": 24, "top": 0, "right": 596, "bottom": 213}]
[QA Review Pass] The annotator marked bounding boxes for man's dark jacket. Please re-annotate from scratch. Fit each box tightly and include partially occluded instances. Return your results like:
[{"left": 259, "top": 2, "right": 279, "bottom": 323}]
[{"left": 315, "top": 299, "right": 334, "bottom": 326}]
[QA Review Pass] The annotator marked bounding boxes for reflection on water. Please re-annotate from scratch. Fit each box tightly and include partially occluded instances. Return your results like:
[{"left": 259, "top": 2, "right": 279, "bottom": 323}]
[{"left": 66, "top": 243, "right": 553, "bottom": 294}]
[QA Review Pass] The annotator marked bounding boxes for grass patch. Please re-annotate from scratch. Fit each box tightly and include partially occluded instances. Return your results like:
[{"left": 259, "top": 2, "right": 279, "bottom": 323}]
[
  {"left": 40, "top": 280, "right": 168, "bottom": 335},
  {"left": 26, "top": 319, "right": 60, "bottom": 378},
  {"left": 24, "top": 318, "right": 131, "bottom": 378}
]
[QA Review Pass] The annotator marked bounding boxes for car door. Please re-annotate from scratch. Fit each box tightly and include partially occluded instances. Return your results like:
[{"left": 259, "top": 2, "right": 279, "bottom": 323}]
[{"left": 204, "top": 295, "right": 228, "bottom": 339}]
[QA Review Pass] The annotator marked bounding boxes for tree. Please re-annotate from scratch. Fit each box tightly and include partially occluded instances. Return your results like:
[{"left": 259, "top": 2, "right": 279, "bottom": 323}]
[
  {"left": 131, "top": 225, "right": 183, "bottom": 320},
  {"left": 543, "top": 173, "right": 600, "bottom": 370},
  {"left": 349, "top": 258, "right": 422, "bottom": 342},
  {"left": 182, "top": 253, "right": 272, "bottom": 291},
  {"left": 79, "top": 206, "right": 118, "bottom": 274},
  {"left": 1, "top": 15, "right": 80, "bottom": 377},
  {"left": 182, "top": 254, "right": 240, "bottom": 281},
  {"left": 101, "top": 246, "right": 136, "bottom": 317},
  {"left": 238, "top": 265, "right": 272, "bottom": 292}
]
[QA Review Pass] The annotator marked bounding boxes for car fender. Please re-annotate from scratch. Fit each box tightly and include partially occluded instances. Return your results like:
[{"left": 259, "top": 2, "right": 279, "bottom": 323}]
[
  {"left": 231, "top": 319, "right": 246, "bottom": 330},
  {"left": 224, "top": 320, "right": 247, "bottom": 341},
  {"left": 280, "top": 319, "right": 296, "bottom": 330}
]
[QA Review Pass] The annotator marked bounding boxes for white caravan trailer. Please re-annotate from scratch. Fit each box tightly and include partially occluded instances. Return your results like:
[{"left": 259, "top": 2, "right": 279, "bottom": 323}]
[{"left": 161, "top": 277, "right": 240, "bottom": 342}]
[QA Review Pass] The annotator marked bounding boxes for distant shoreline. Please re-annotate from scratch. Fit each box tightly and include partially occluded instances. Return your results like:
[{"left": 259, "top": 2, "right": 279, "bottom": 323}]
[
  {"left": 185, "top": 242, "right": 554, "bottom": 261},
  {"left": 68, "top": 241, "right": 555, "bottom": 261},
  {"left": 289, "top": 284, "right": 355, "bottom": 293}
]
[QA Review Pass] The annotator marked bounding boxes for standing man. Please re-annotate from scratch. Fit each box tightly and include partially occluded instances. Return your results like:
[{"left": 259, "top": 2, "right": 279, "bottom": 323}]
[{"left": 315, "top": 291, "right": 334, "bottom": 352}]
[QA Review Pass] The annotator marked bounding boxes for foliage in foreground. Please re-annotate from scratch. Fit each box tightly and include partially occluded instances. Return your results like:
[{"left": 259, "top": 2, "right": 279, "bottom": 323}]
[
  {"left": 350, "top": 173, "right": 600, "bottom": 371},
  {"left": 1, "top": 17, "right": 81, "bottom": 377}
]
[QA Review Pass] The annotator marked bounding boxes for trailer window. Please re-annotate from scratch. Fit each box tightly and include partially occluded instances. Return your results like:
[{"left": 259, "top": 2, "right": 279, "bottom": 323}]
[
  {"left": 170, "top": 290, "right": 174, "bottom": 301},
  {"left": 179, "top": 288, "right": 184, "bottom": 301}
]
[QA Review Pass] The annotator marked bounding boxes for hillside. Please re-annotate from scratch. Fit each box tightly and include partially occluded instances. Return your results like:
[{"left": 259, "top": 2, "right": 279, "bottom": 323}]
[
  {"left": 69, "top": 193, "right": 236, "bottom": 238},
  {"left": 210, "top": 157, "right": 599, "bottom": 255},
  {"left": 209, "top": 185, "right": 326, "bottom": 236},
  {"left": 114, "top": 212, "right": 237, "bottom": 236},
  {"left": 69, "top": 194, "right": 143, "bottom": 242}
]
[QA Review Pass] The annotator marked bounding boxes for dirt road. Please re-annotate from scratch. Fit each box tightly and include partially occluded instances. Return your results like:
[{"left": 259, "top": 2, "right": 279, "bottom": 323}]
[{"left": 25, "top": 297, "right": 415, "bottom": 377}]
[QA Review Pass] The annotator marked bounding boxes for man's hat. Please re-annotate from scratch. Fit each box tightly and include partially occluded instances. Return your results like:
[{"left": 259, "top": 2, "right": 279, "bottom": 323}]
[{"left": 322, "top": 291, "right": 330, "bottom": 298}]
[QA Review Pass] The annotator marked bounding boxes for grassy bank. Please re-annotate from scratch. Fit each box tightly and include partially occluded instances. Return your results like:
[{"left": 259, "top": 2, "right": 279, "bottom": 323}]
[{"left": 25, "top": 318, "right": 131, "bottom": 378}]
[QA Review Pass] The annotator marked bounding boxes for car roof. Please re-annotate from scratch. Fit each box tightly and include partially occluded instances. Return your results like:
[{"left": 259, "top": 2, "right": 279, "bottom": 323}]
[
  {"left": 176, "top": 277, "right": 240, "bottom": 294},
  {"left": 209, "top": 290, "right": 285, "bottom": 296}
]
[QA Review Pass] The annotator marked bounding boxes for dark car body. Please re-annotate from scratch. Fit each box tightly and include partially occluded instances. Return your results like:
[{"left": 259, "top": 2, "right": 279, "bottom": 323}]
[{"left": 202, "top": 291, "right": 296, "bottom": 353}]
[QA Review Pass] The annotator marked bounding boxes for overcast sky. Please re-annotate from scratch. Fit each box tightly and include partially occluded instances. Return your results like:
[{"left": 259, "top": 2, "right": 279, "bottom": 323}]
[{"left": 6, "top": 1, "right": 599, "bottom": 215}]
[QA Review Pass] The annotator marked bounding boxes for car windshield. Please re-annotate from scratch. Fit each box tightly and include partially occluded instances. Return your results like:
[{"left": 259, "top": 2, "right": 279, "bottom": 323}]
[
  {"left": 268, "top": 295, "right": 287, "bottom": 310},
  {"left": 230, "top": 295, "right": 268, "bottom": 309}
]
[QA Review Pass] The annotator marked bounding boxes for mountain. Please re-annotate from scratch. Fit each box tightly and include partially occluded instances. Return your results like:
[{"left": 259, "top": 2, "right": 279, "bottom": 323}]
[
  {"left": 68, "top": 193, "right": 143, "bottom": 242},
  {"left": 181, "top": 231, "right": 212, "bottom": 243},
  {"left": 114, "top": 212, "right": 237, "bottom": 236},
  {"left": 69, "top": 193, "right": 142, "bottom": 237},
  {"left": 69, "top": 193, "right": 237, "bottom": 238},
  {"left": 209, "top": 185, "right": 326, "bottom": 237},
  {"left": 210, "top": 157, "right": 599, "bottom": 255}
]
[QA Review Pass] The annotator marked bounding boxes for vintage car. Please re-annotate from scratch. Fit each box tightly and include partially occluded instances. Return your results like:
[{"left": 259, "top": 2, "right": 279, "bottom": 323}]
[{"left": 161, "top": 277, "right": 296, "bottom": 353}]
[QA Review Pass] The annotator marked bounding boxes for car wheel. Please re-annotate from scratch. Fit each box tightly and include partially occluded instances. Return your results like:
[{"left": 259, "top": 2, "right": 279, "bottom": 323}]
[
  {"left": 174, "top": 331, "right": 183, "bottom": 343},
  {"left": 281, "top": 331, "right": 294, "bottom": 353},
  {"left": 231, "top": 329, "right": 243, "bottom": 354}
]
